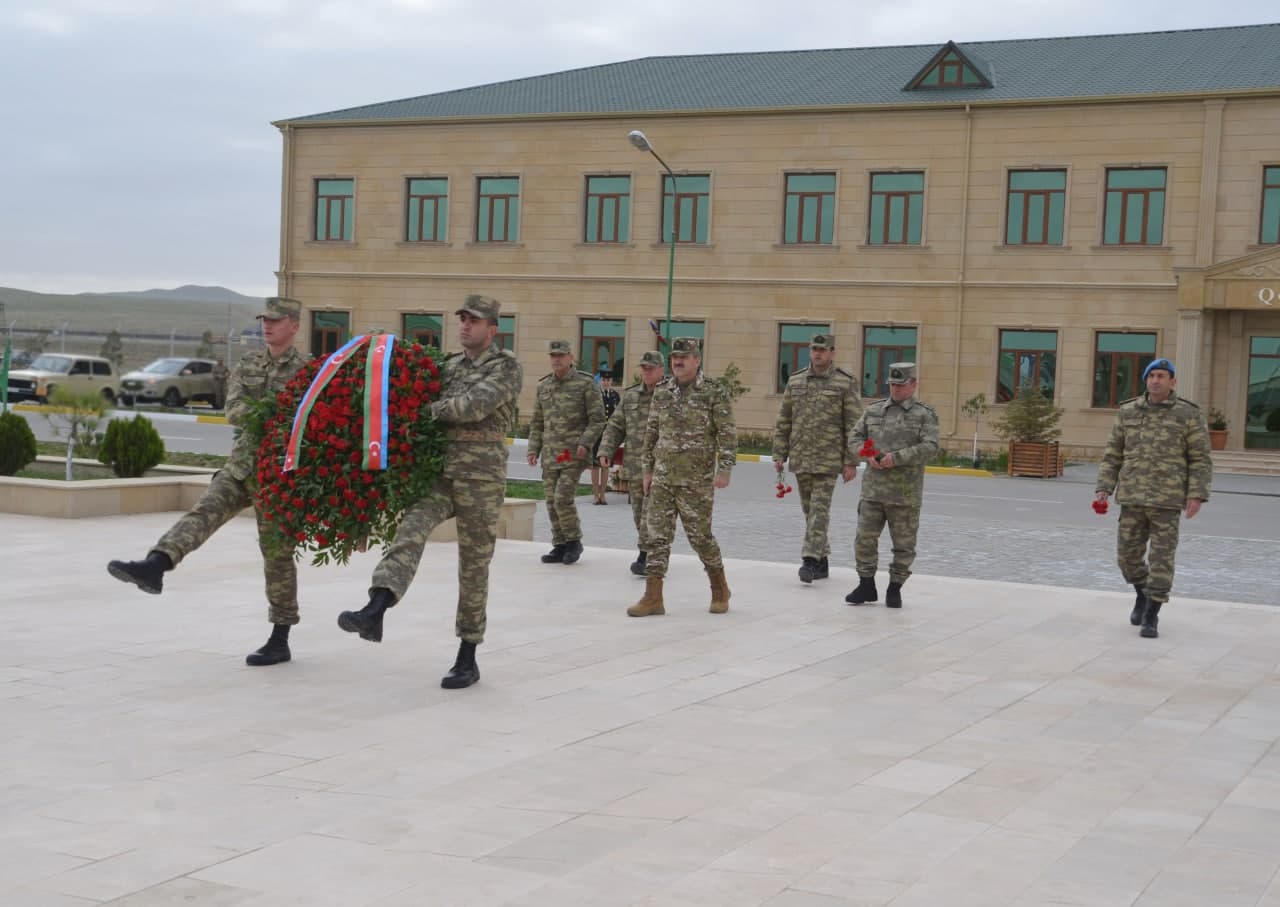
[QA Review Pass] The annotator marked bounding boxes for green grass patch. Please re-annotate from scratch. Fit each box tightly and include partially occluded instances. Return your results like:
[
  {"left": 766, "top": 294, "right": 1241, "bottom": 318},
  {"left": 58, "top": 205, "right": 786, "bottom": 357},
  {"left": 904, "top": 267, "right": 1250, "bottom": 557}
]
[
  {"left": 35, "top": 440, "right": 227, "bottom": 469},
  {"left": 504, "top": 479, "right": 593, "bottom": 500}
]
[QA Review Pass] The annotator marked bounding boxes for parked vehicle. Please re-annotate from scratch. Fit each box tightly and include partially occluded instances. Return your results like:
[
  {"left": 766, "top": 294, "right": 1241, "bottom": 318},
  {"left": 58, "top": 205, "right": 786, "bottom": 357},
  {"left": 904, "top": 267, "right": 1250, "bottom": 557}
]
[
  {"left": 118, "top": 357, "right": 218, "bottom": 407},
  {"left": 6, "top": 353, "right": 118, "bottom": 404}
]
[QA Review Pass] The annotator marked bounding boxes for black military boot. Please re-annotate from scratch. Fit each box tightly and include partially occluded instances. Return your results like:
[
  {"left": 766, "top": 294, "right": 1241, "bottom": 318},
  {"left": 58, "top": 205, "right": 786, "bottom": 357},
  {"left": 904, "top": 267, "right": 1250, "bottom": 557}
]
[
  {"left": 1140, "top": 601, "right": 1163, "bottom": 638},
  {"left": 540, "top": 544, "right": 566, "bottom": 564},
  {"left": 845, "top": 576, "right": 878, "bottom": 605},
  {"left": 561, "top": 539, "right": 584, "bottom": 565},
  {"left": 337, "top": 587, "right": 397, "bottom": 642},
  {"left": 441, "top": 641, "right": 480, "bottom": 689},
  {"left": 814, "top": 557, "right": 830, "bottom": 580},
  {"left": 1130, "top": 584, "right": 1148, "bottom": 626},
  {"left": 107, "top": 550, "right": 174, "bottom": 595},
  {"left": 798, "top": 557, "right": 818, "bottom": 584},
  {"left": 246, "top": 624, "right": 291, "bottom": 666},
  {"left": 885, "top": 582, "right": 904, "bottom": 608},
  {"left": 630, "top": 550, "right": 647, "bottom": 576}
]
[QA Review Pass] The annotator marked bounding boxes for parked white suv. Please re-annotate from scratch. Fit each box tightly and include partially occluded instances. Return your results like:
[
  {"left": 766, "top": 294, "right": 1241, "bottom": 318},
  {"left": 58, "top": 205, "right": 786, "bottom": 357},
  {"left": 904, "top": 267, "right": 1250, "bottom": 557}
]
[
  {"left": 6, "top": 353, "right": 119, "bottom": 404},
  {"left": 119, "top": 357, "right": 219, "bottom": 407}
]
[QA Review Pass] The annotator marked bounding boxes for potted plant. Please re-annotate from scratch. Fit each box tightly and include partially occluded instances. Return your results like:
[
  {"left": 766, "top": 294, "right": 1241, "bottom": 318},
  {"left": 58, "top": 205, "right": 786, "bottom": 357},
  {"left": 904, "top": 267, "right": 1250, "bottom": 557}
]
[
  {"left": 992, "top": 386, "right": 1064, "bottom": 477},
  {"left": 1207, "top": 408, "right": 1228, "bottom": 451}
]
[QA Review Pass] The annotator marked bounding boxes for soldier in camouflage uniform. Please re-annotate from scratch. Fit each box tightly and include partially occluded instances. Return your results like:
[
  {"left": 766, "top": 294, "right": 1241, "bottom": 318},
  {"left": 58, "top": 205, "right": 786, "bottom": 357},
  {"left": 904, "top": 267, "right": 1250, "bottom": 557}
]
[
  {"left": 772, "top": 333, "right": 863, "bottom": 584},
  {"left": 338, "top": 295, "right": 522, "bottom": 689},
  {"left": 628, "top": 337, "right": 736, "bottom": 617},
  {"left": 107, "top": 297, "right": 307, "bottom": 666},
  {"left": 845, "top": 363, "right": 939, "bottom": 609},
  {"left": 1095, "top": 357, "right": 1212, "bottom": 639},
  {"left": 526, "top": 340, "right": 605, "bottom": 565},
  {"left": 598, "top": 350, "right": 665, "bottom": 576}
]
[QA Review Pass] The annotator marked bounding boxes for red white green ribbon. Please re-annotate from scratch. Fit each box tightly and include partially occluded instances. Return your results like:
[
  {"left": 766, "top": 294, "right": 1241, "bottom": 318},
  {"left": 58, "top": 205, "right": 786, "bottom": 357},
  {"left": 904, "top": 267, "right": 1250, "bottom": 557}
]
[
  {"left": 361, "top": 333, "right": 396, "bottom": 470},
  {"left": 283, "top": 334, "right": 371, "bottom": 472}
]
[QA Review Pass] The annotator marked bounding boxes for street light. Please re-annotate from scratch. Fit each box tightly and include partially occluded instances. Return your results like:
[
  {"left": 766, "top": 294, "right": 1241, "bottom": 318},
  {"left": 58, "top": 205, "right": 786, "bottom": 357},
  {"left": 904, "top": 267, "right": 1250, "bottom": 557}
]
[{"left": 628, "top": 129, "right": 677, "bottom": 368}]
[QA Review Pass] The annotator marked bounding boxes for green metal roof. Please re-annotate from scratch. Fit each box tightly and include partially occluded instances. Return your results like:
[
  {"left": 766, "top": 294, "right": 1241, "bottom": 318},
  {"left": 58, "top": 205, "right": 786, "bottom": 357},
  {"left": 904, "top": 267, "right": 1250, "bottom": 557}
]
[{"left": 281, "top": 24, "right": 1280, "bottom": 125}]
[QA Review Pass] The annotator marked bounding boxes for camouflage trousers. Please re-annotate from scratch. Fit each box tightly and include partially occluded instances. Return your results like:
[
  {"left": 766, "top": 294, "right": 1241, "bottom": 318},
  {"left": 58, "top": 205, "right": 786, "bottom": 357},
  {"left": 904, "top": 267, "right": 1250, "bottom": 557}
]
[
  {"left": 629, "top": 483, "right": 652, "bottom": 551},
  {"left": 1116, "top": 504, "right": 1182, "bottom": 604},
  {"left": 153, "top": 469, "right": 298, "bottom": 625},
  {"left": 370, "top": 476, "right": 505, "bottom": 644},
  {"left": 854, "top": 499, "right": 920, "bottom": 585},
  {"left": 543, "top": 464, "right": 585, "bottom": 544},
  {"left": 645, "top": 480, "right": 723, "bottom": 578},
  {"left": 796, "top": 472, "right": 838, "bottom": 559}
]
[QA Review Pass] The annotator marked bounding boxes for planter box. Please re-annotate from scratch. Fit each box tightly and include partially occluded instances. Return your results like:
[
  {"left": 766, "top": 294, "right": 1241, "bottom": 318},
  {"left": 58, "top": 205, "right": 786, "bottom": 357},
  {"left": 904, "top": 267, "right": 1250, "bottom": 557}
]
[
  {"left": 1208, "top": 429, "right": 1228, "bottom": 450},
  {"left": 1008, "top": 441, "right": 1064, "bottom": 478}
]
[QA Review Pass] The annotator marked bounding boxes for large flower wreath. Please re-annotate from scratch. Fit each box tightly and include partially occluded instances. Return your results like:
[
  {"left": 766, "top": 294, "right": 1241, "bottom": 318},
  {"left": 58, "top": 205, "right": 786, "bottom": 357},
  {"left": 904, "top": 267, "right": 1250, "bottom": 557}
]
[{"left": 247, "top": 334, "right": 448, "bottom": 566}]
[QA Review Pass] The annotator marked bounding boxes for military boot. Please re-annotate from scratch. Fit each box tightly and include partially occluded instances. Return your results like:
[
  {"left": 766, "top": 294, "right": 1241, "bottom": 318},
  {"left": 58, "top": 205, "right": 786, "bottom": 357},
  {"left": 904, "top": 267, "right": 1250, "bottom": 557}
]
[
  {"left": 441, "top": 641, "right": 480, "bottom": 689},
  {"left": 798, "top": 557, "right": 818, "bottom": 584},
  {"left": 246, "top": 624, "right": 291, "bottom": 666},
  {"left": 540, "top": 544, "right": 566, "bottom": 564},
  {"left": 629, "top": 550, "right": 647, "bottom": 576},
  {"left": 708, "top": 566, "right": 731, "bottom": 614},
  {"left": 561, "top": 539, "right": 584, "bottom": 565},
  {"left": 337, "top": 587, "right": 397, "bottom": 642},
  {"left": 1130, "top": 584, "right": 1148, "bottom": 626},
  {"left": 845, "top": 576, "right": 878, "bottom": 605},
  {"left": 885, "top": 582, "right": 904, "bottom": 608},
  {"left": 627, "top": 576, "right": 665, "bottom": 617},
  {"left": 814, "top": 557, "right": 830, "bottom": 580},
  {"left": 107, "top": 550, "right": 173, "bottom": 595},
  {"left": 1140, "top": 601, "right": 1163, "bottom": 638}
]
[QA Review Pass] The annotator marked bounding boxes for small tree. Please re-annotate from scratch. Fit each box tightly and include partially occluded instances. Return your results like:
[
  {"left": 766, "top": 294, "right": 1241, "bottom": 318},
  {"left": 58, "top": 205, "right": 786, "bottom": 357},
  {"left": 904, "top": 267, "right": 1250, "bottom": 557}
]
[
  {"left": 992, "top": 387, "right": 1063, "bottom": 443},
  {"left": 98, "top": 414, "right": 166, "bottom": 477},
  {"left": 961, "top": 392, "right": 987, "bottom": 469},
  {"left": 99, "top": 329, "right": 125, "bottom": 371},
  {"left": 0, "top": 411, "right": 37, "bottom": 475},
  {"left": 709, "top": 361, "right": 750, "bottom": 402},
  {"left": 43, "top": 388, "right": 106, "bottom": 480},
  {"left": 195, "top": 330, "right": 216, "bottom": 358}
]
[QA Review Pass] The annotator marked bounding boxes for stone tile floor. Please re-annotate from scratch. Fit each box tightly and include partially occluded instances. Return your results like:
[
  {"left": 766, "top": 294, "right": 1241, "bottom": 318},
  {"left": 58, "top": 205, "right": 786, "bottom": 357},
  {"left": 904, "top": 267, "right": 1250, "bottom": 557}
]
[{"left": 4, "top": 512, "right": 1280, "bottom": 906}]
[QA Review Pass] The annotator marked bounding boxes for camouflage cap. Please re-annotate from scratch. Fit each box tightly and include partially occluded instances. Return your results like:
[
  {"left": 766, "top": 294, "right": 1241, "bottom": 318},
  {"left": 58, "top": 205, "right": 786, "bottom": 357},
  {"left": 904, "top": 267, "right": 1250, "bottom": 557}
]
[
  {"left": 887, "top": 362, "right": 917, "bottom": 384},
  {"left": 548, "top": 339, "right": 572, "bottom": 355},
  {"left": 670, "top": 336, "right": 701, "bottom": 356},
  {"left": 257, "top": 297, "right": 302, "bottom": 320},
  {"left": 810, "top": 333, "right": 834, "bottom": 350},
  {"left": 639, "top": 350, "right": 665, "bottom": 368},
  {"left": 455, "top": 294, "right": 501, "bottom": 324},
  {"left": 1142, "top": 357, "right": 1175, "bottom": 380}
]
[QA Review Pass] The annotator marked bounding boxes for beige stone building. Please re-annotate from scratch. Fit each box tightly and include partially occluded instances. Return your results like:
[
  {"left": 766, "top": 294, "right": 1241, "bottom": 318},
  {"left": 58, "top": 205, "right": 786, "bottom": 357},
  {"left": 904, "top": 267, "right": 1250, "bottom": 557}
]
[{"left": 274, "top": 25, "right": 1280, "bottom": 458}]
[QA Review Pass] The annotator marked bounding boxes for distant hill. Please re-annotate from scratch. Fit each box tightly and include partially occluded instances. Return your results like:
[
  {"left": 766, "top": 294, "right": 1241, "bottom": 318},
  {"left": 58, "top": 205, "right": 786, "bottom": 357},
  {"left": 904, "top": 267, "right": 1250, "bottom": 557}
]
[
  {"left": 85, "top": 285, "right": 262, "bottom": 305},
  {"left": 0, "top": 285, "right": 266, "bottom": 337}
]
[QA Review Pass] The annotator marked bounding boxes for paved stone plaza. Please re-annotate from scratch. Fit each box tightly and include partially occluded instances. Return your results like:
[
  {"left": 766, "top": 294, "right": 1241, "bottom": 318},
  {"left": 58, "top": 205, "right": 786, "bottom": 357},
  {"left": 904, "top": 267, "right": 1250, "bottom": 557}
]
[{"left": 4, "top": 509, "right": 1280, "bottom": 906}]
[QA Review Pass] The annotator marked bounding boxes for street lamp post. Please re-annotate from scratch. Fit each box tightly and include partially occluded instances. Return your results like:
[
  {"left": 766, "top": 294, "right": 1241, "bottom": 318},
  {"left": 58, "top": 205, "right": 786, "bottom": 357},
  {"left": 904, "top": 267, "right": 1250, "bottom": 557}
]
[{"left": 628, "top": 130, "right": 677, "bottom": 367}]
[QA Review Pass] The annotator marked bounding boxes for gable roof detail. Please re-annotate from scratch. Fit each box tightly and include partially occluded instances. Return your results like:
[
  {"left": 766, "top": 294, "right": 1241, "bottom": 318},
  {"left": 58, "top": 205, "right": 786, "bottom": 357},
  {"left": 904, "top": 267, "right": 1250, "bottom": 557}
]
[
  {"left": 279, "top": 23, "right": 1280, "bottom": 126},
  {"left": 905, "top": 41, "right": 993, "bottom": 90}
]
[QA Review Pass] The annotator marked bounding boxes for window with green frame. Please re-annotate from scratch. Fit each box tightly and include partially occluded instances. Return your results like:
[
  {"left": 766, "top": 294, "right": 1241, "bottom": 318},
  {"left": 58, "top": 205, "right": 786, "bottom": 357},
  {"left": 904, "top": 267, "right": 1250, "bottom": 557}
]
[
  {"left": 496, "top": 315, "right": 516, "bottom": 352},
  {"left": 402, "top": 313, "right": 443, "bottom": 351},
  {"left": 406, "top": 178, "right": 448, "bottom": 242},
  {"left": 997, "top": 329, "right": 1057, "bottom": 402},
  {"left": 311, "top": 311, "right": 350, "bottom": 357},
  {"left": 1261, "top": 166, "right": 1280, "bottom": 245},
  {"left": 585, "top": 175, "right": 630, "bottom": 243},
  {"left": 662, "top": 174, "right": 710, "bottom": 244},
  {"left": 915, "top": 50, "right": 986, "bottom": 88},
  {"left": 581, "top": 318, "right": 626, "bottom": 378},
  {"left": 1103, "top": 168, "right": 1166, "bottom": 246},
  {"left": 476, "top": 176, "right": 519, "bottom": 242},
  {"left": 862, "top": 326, "right": 918, "bottom": 398},
  {"left": 778, "top": 323, "right": 830, "bottom": 392},
  {"left": 314, "top": 178, "right": 354, "bottom": 241},
  {"left": 868, "top": 172, "right": 924, "bottom": 245},
  {"left": 1092, "top": 332, "right": 1156, "bottom": 407},
  {"left": 655, "top": 319, "right": 705, "bottom": 357},
  {"left": 1006, "top": 170, "right": 1066, "bottom": 245},
  {"left": 783, "top": 173, "right": 836, "bottom": 244}
]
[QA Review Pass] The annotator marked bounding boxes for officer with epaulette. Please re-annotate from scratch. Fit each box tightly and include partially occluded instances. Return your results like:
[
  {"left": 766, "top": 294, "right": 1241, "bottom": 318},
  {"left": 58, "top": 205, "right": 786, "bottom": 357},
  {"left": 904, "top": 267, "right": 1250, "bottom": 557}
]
[
  {"left": 845, "top": 362, "right": 939, "bottom": 609},
  {"left": 599, "top": 350, "right": 666, "bottom": 575},
  {"left": 772, "top": 333, "right": 864, "bottom": 584},
  {"left": 527, "top": 339, "right": 606, "bottom": 564}
]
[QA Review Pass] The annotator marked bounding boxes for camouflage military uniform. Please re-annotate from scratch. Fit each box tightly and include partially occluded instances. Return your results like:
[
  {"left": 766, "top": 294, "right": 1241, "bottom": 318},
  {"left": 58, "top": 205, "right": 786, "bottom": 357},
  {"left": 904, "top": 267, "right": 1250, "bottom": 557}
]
[
  {"left": 849, "top": 395, "right": 939, "bottom": 584},
  {"left": 1096, "top": 391, "right": 1212, "bottom": 604},
  {"left": 599, "top": 379, "right": 658, "bottom": 551},
  {"left": 152, "top": 344, "right": 307, "bottom": 625},
  {"left": 773, "top": 363, "right": 862, "bottom": 560},
  {"left": 370, "top": 343, "right": 522, "bottom": 643},
  {"left": 528, "top": 367, "right": 605, "bottom": 545},
  {"left": 642, "top": 372, "right": 736, "bottom": 578}
]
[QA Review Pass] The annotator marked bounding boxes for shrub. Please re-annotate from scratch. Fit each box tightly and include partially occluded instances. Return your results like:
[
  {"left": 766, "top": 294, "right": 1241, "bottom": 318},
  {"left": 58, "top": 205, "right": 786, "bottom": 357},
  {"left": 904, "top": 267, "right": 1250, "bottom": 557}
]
[
  {"left": 0, "top": 410, "right": 38, "bottom": 476},
  {"left": 1207, "top": 408, "right": 1228, "bottom": 430},
  {"left": 992, "top": 387, "right": 1063, "bottom": 443},
  {"left": 98, "top": 415, "right": 166, "bottom": 477}
]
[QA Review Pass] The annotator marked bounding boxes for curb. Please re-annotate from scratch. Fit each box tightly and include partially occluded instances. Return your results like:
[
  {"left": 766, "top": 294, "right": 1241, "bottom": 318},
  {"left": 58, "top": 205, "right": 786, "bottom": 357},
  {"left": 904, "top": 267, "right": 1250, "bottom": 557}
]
[{"left": 9, "top": 402, "right": 229, "bottom": 424}]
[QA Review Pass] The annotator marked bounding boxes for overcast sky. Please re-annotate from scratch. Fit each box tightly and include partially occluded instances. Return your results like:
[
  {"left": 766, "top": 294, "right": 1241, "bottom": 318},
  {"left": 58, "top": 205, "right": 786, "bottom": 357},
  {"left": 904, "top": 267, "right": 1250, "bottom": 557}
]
[{"left": 2, "top": 0, "right": 1275, "bottom": 298}]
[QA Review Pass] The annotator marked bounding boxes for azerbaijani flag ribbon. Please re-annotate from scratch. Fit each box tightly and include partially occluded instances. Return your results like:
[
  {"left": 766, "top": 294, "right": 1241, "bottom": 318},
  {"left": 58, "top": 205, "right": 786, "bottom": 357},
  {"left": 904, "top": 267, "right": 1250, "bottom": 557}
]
[
  {"left": 361, "top": 333, "right": 396, "bottom": 470},
  {"left": 283, "top": 334, "right": 371, "bottom": 472}
]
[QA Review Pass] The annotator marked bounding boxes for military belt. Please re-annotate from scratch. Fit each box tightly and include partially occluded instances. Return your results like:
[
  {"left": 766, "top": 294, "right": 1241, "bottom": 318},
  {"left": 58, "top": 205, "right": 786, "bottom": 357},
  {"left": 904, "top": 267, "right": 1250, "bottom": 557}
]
[{"left": 445, "top": 429, "right": 505, "bottom": 442}]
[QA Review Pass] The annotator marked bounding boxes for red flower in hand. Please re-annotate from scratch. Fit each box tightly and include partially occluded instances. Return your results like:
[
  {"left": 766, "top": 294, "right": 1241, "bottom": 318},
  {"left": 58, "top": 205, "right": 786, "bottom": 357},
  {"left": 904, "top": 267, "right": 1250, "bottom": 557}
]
[
  {"left": 556, "top": 449, "right": 572, "bottom": 463},
  {"left": 1092, "top": 499, "right": 1109, "bottom": 515},
  {"left": 858, "top": 439, "right": 881, "bottom": 459},
  {"left": 774, "top": 480, "right": 794, "bottom": 499}
]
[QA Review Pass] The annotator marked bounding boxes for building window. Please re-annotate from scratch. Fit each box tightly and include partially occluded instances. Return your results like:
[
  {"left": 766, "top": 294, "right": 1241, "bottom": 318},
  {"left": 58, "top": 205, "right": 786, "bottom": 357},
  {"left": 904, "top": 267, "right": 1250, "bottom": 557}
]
[
  {"left": 476, "top": 176, "right": 520, "bottom": 242},
  {"left": 402, "top": 313, "right": 443, "bottom": 350},
  {"left": 662, "top": 174, "right": 710, "bottom": 244},
  {"left": 862, "top": 326, "right": 918, "bottom": 398},
  {"left": 868, "top": 172, "right": 924, "bottom": 245},
  {"left": 1092, "top": 332, "right": 1156, "bottom": 407},
  {"left": 581, "top": 318, "right": 626, "bottom": 379},
  {"left": 585, "top": 176, "right": 631, "bottom": 243},
  {"left": 406, "top": 178, "right": 448, "bottom": 242},
  {"left": 997, "top": 329, "right": 1058, "bottom": 402},
  {"left": 1247, "top": 336, "right": 1280, "bottom": 450},
  {"left": 496, "top": 315, "right": 516, "bottom": 352},
  {"left": 653, "top": 319, "right": 705, "bottom": 357},
  {"left": 1006, "top": 170, "right": 1066, "bottom": 245},
  {"left": 1261, "top": 166, "right": 1280, "bottom": 245},
  {"left": 314, "top": 179, "right": 354, "bottom": 241},
  {"left": 777, "top": 323, "right": 830, "bottom": 392},
  {"left": 783, "top": 173, "right": 836, "bottom": 245},
  {"left": 1103, "top": 168, "right": 1166, "bottom": 246},
  {"left": 311, "top": 311, "right": 351, "bottom": 357}
]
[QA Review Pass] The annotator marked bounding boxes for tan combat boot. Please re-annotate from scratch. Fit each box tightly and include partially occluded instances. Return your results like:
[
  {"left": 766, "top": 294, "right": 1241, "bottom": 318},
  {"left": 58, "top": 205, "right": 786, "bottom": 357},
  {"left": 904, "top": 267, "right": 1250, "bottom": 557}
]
[
  {"left": 708, "top": 567, "right": 731, "bottom": 613},
  {"left": 627, "top": 576, "right": 665, "bottom": 617}
]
